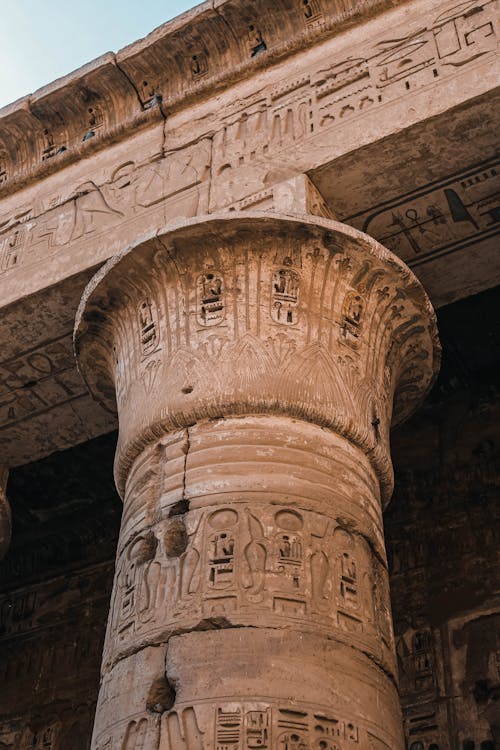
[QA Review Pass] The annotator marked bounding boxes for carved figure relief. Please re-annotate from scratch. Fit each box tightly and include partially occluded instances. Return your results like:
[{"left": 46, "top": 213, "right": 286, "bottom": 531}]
[
  {"left": 40, "top": 129, "right": 58, "bottom": 161},
  {"left": 87, "top": 103, "right": 104, "bottom": 130},
  {"left": 70, "top": 182, "right": 123, "bottom": 241},
  {"left": 0, "top": 141, "right": 211, "bottom": 278}
]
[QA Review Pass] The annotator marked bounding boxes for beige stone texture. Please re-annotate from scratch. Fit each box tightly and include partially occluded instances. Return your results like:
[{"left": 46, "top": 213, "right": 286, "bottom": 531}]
[
  {"left": 0, "top": 0, "right": 497, "bottom": 467},
  {"left": 74, "top": 211, "right": 439, "bottom": 749},
  {"left": 0, "top": 0, "right": 499, "bottom": 745}
]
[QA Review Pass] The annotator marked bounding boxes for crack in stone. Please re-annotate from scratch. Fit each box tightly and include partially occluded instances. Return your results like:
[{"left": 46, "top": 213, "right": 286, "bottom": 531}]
[{"left": 181, "top": 427, "right": 190, "bottom": 506}]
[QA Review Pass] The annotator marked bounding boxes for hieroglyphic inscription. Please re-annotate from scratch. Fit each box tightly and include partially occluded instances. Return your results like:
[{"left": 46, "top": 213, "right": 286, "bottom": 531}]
[
  {"left": 271, "top": 269, "right": 300, "bottom": 325},
  {"left": 397, "top": 627, "right": 436, "bottom": 694},
  {"left": 341, "top": 292, "right": 364, "bottom": 346},
  {"left": 0, "top": 139, "right": 211, "bottom": 277},
  {"left": 160, "top": 703, "right": 361, "bottom": 750},
  {"left": 1, "top": 2, "right": 494, "bottom": 282},
  {"left": 348, "top": 156, "right": 500, "bottom": 266},
  {"left": 139, "top": 299, "right": 160, "bottom": 356},
  {"left": 211, "top": 0, "right": 498, "bottom": 207},
  {"left": 106, "top": 504, "right": 391, "bottom": 668},
  {"left": 197, "top": 272, "right": 225, "bottom": 327},
  {"left": 0, "top": 334, "right": 88, "bottom": 429}
]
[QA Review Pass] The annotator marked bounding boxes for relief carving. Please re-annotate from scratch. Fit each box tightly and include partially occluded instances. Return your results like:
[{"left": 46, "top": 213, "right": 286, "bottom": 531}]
[
  {"left": 75, "top": 213, "right": 437, "bottom": 750},
  {"left": 20, "top": 723, "right": 60, "bottom": 750},
  {"left": 0, "top": 346, "right": 87, "bottom": 428},
  {"left": 207, "top": 509, "right": 237, "bottom": 590},
  {"left": 105, "top": 502, "right": 390, "bottom": 672},
  {"left": 190, "top": 53, "right": 208, "bottom": 79},
  {"left": 138, "top": 299, "right": 160, "bottom": 357},
  {"left": 161, "top": 708, "right": 204, "bottom": 750},
  {"left": 0, "top": 140, "right": 212, "bottom": 277},
  {"left": 160, "top": 703, "right": 363, "bottom": 750},
  {"left": 242, "top": 511, "right": 267, "bottom": 599},
  {"left": 341, "top": 293, "right": 364, "bottom": 346},
  {"left": 351, "top": 157, "right": 500, "bottom": 267},
  {"left": 211, "top": 0, "right": 497, "bottom": 209},
  {"left": 271, "top": 269, "right": 300, "bottom": 325},
  {"left": 121, "top": 719, "right": 148, "bottom": 750},
  {"left": 197, "top": 272, "right": 225, "bottom": 327},
  {"left": 70, "top": 182, "right": 123, "bottom": 241},
  {"left": 302, "top": 0, "right": 323, "bottom": 25}
]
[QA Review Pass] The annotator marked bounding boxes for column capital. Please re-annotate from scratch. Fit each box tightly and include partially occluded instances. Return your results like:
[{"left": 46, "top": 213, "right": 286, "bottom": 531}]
[{"left": 75, "top": 211, "right": 439, "bottom": 502}]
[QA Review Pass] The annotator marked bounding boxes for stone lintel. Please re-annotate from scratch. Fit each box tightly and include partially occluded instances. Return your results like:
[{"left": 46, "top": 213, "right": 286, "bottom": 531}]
[{"left": 0, "top": 0, "right": 411, "bottom": 198}]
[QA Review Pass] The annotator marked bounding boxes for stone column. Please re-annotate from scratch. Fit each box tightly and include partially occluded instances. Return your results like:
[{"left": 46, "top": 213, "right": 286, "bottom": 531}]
[
  {"left": 0, "top": 467, "right": 11, "bottom": 560},
  {"left": 74, "top": 212, "right": 439, "bottom": 750}
]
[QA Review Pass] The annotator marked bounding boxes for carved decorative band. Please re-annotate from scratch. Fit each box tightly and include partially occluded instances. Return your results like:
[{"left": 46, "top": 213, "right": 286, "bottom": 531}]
[{"left": 74, "top": 212, "right": 440, "bottom": 502}]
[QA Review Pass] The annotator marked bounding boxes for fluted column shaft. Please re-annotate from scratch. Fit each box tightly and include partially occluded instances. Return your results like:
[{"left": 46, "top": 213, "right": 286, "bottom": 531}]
[{"left": 74, "top": 213, "right": 439, "bottom": 750}]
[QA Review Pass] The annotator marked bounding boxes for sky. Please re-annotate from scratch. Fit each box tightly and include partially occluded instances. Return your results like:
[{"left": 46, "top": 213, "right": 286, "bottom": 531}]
[{"left": 0, "top": 0, "right": 198, "bottom": 109}]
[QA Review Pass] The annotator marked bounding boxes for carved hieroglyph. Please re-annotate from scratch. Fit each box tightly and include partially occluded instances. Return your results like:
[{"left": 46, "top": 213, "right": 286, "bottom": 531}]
[{"left": 74, "top": 212, "right": 440, "bottom": 750}]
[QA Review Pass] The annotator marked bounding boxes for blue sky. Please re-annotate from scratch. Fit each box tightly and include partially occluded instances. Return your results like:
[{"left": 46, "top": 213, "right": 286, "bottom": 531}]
[{"left": 0, "top": 0, "right": 198, "bottom": 108}]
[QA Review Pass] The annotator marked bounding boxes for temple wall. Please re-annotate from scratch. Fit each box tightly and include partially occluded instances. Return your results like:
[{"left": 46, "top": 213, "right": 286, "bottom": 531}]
[
  {"left": 0, "top": 0, "right": 499, "bottom": 747},
  {"left": 0, "top": 288, "right": 498, "bottom": 749}
]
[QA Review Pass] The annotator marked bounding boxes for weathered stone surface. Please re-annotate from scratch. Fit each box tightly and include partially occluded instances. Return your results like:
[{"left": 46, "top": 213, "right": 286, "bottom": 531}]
[
  {"left": 2, "top": 286, "right": 498, "bottom": 750},
  {"left": 0, "top": 432, "right": 121, "bottom": 750},
  {"left": 0, "top": 467, "right": 10, "bottom": 560},
  {"left": 0, "top": 0, "right": 497, "bottom": 466},
  {"left": 1, "top": 0, "right": 498, "bottom": 310},
  {"left": 385, "top": 285, "right": 500, "bottom": 749},
  {"left": 1, "top": 0, "right": 499, "bottom": 746},
  {"left": 0, "top": 0, "right": 413, "bottom": 198},
  {"left": 74, "top": 211, "right": 438, "bottom": 749},
  {"left": 74, "top": 212, "right": 439, "bottom": 492}
]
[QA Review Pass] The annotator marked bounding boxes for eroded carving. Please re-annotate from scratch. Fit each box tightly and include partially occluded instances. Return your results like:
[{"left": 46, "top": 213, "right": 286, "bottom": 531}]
[
  {"left": 75, "top": 214, "right": 437, "bottom": 750},
  {"left": 197, "top": 272, "right": 225, "bottom": 327}
]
